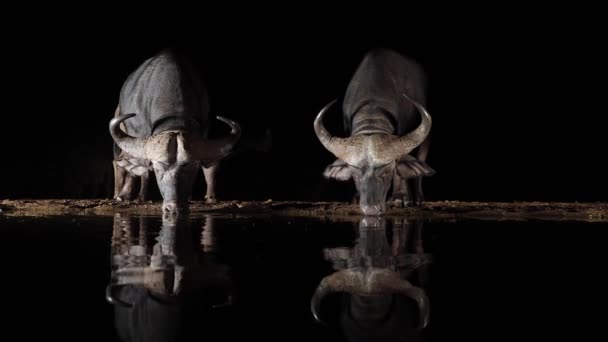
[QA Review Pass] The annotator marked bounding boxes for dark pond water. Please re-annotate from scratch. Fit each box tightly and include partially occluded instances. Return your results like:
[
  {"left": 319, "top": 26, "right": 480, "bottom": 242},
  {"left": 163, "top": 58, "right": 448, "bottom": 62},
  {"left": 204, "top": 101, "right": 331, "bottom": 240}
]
[{"left": 0, "top": 213, "right": 607, "bottom": 341}]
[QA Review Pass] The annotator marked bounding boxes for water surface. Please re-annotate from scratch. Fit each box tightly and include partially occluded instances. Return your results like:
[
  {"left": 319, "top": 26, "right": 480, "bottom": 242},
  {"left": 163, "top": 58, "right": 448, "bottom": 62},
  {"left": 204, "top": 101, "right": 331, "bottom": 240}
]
[{"left": 1, "top": 213, "right": 606, "bottom": 341}]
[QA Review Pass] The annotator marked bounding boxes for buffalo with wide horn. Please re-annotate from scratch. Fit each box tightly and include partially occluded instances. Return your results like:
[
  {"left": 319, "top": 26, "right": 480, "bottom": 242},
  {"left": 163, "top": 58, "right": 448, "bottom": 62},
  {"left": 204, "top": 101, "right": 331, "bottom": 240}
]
[
  {"left": 109, "top": 48, "right": 241, "bottom": 214},
  {"left": 315, "top": 48, "right": 434, "bottom": 215},
  {"left": 311, "top": 217, "right": 432, "bottom": 340}
]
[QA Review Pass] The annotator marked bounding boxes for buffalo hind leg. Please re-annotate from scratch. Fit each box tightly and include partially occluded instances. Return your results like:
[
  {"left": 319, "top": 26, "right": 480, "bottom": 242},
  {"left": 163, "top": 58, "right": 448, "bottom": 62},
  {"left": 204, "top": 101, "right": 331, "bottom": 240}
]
[{"left": 203, "top": 164, "right": 218, "bottom": 204}]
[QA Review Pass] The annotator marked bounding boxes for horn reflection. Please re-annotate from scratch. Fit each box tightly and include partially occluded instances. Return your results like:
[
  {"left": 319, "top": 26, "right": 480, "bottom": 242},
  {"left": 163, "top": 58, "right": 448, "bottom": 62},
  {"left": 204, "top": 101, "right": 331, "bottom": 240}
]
[{"left": 312, "top": 217, "right": 432, "bottom": 341}]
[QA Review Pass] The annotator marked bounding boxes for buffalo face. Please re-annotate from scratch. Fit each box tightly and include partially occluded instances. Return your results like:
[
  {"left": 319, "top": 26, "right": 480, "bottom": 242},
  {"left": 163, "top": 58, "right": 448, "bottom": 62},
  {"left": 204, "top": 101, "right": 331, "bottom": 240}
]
[{"left": 351, "top": 162, "right": 395, "bottom": 216}]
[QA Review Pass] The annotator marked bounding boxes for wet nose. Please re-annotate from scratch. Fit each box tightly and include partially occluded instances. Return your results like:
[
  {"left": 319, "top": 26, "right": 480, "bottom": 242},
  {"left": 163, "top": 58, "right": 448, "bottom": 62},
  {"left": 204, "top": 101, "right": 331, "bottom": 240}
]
[
  {"left": 361, "top": 204, "right": 384, "bottom": 216},
  {"left": 162, "top": 201, "right": 180, "bottom": 214}
]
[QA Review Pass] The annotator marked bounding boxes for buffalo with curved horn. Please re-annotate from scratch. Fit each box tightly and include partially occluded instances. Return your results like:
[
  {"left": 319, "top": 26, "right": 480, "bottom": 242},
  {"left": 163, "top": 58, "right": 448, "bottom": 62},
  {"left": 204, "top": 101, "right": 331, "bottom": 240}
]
[
  {"left": 110, "top": 48, "right": 241, "bottom": 213},
  {"left": 311, "top": 217, "right": 432, "bottom": 341},
  {"left": 315, "top": 48, "right": 434, "bottom": 215},
  {"left": 106, "top": 213, "right": 235, "bottom": 342}
]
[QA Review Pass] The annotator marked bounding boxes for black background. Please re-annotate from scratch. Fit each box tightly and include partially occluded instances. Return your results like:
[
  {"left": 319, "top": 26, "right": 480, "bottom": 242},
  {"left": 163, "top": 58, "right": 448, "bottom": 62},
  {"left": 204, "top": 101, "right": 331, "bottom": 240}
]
[{"left": 1, "top": 10, "right": 605, "bottom": 203}]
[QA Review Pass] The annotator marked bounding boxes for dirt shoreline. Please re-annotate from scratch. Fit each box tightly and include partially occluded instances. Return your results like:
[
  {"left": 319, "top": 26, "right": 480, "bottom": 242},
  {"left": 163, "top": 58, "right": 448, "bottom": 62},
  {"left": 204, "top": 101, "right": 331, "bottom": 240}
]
[{"left": 1, "top": 199, "right": 608, "bottom": 222}]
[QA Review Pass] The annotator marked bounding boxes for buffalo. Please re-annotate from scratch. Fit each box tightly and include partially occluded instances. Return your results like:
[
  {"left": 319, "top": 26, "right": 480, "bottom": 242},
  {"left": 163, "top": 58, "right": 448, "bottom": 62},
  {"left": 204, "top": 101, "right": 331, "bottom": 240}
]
[
  {"left": 109, "top": 48, "right": 241, "bottom": 213},
  {"left": 315, "top": 48, "right": 434, "bottom": 215}
]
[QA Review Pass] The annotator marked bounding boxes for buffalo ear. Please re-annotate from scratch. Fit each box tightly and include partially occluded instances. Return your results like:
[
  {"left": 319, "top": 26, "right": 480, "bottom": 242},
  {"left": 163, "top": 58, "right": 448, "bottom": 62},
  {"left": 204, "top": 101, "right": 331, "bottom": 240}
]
[
  {"left": 323, "top": 159, "right": 352, "bottom": 181},
  {"left": 396, "top": 155, "right": 435, "bottom": 179}
]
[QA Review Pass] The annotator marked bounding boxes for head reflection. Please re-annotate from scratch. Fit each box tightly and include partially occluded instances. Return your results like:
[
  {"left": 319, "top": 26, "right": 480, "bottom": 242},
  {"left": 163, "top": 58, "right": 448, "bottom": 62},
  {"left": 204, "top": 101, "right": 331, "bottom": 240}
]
[
  {"left": 106, "top": 212, "right": 233, "bottom": 342},
  {"left": 312, "top": 217, "right": 432, "bottom": 341}
]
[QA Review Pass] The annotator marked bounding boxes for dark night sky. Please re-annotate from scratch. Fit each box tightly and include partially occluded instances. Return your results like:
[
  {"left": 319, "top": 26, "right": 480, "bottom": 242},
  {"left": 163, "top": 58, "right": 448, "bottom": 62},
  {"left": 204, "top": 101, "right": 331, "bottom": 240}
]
[{"left": 1, "top": 12, "right": 605, "bottom": 203}]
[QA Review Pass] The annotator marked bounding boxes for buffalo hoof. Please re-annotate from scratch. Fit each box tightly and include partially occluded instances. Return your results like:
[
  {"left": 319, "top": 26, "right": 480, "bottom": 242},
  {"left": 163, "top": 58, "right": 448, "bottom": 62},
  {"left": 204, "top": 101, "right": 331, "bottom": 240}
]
[
  {"left": 388, "top": 198, "right": 405, "bottom": 208},
  {"left": 414, "top": 193, "right": 425, "bottom": 207},
  {"left": 114, "top": 196, "right": 124, "bottom": 202},
  {"left": 205, "top": 197, "right": 217, "bottom": 204}
]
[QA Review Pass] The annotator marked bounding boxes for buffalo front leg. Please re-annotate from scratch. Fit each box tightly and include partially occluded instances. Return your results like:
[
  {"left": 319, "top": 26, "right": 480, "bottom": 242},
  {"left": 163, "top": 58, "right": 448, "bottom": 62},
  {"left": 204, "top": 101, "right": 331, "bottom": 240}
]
[
  {"left": 352, "top": 189, "right": 360, "bottom": 204},
  {"left": 412, "top": 177, "right": 425, "bottom": 206},
  {"left": 113, "top": 161, "right": 126, "bottom": 199},
  {"left": 116, "top": 173, "right": 137, "bottom": 201},
  {"left": 202, "top": 164, "right": 219, "bottom": 204},
  {"left": 413, "top": 134, "right": 431, "bottom": 207},
  {"left": 137, "top": 171, "right": 150, "bottom": 202},
  {"left": 114, "top": 162, "right": 136, "bottom": 201},
  {"left": 389, "top": 174, "right": 412, "bottom": 207}
]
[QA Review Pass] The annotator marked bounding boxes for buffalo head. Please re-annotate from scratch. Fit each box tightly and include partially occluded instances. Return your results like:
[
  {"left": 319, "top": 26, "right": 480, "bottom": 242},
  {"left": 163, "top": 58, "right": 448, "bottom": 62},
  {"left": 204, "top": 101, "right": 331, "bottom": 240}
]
[
  {"left": 110, "top": 114, "right": 240, "bottom": 213},
  {"left": 314, "top": 94, "right": 432, "bottom": 215}
]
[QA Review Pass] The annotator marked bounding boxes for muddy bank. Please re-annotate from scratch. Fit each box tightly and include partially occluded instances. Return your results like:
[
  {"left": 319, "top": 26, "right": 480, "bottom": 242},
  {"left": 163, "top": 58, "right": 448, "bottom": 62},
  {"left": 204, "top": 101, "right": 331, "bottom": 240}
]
[{"left": 1, "top": 199, "right": 608, "bottom": 222}]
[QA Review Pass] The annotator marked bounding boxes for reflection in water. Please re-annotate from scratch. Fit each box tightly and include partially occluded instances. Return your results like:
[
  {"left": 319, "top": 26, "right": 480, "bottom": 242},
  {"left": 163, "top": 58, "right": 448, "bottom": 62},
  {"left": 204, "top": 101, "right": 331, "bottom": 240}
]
[
  {"left": 106, "top": 213, "right": 233, "bottom": 342},
  {"left": 312, "top": 217, "right": 432, "bottom": 341}
]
